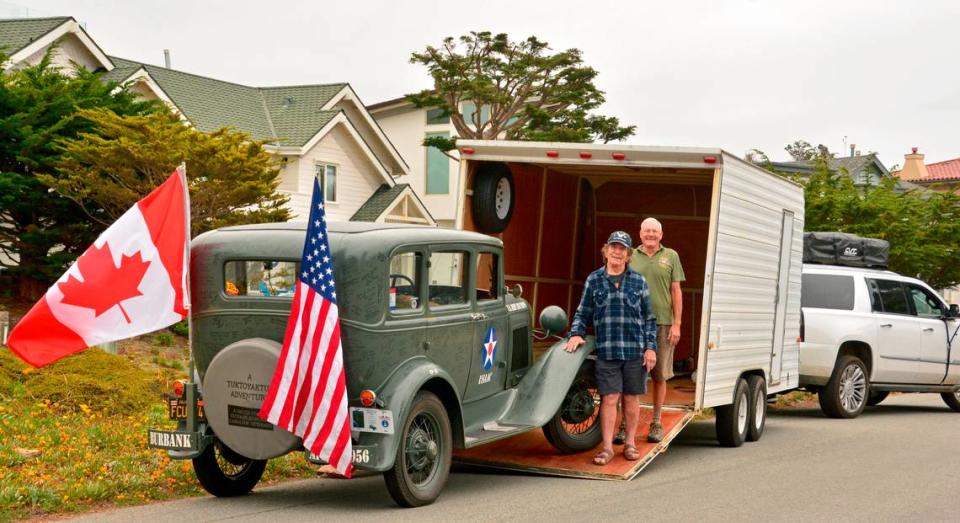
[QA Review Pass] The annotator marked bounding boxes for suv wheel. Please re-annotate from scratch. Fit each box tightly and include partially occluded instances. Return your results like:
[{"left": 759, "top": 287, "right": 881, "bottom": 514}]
[
  {"left": 384, "top": 391, "right": 452, "bottom": 507},
  {"left": 715, "top": 378, "right": 749, "bottom": 447},
  {"left": 867, "top": 390, "right": 889, "bottom": 406},
  {"left": 819, "top": 355, "right": 868, "bottom": 418},
  {"left": 941, "top": 391, "right": 960, "bottom": 412},
  {"left": 542, "top": 360, "right": 602, "bottom": 453}
]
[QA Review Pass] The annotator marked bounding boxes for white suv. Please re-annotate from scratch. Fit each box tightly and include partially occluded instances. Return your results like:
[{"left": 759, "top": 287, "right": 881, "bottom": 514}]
[{"left": 800, "top": 263, "right": 960, "bottom": 418}]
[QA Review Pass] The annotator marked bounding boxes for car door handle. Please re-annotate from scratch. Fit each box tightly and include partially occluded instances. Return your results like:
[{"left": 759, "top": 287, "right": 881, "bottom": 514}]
[
  {"left": 880, "top": 323, "right": 892, "bottom": 328},
  {"left": 471, "top": 312, "right": 488, "bottom": 321},
  {"left": 923, "top": 327, "right": 935, "bottom": 332}
]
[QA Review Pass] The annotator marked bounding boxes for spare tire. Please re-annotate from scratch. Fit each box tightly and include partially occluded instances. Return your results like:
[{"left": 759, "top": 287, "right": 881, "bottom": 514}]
[{"left": 471, "top": 162, "right": 515, "bottom": 233}]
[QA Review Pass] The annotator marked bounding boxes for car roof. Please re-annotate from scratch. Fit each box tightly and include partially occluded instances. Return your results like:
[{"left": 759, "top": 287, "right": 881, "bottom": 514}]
[{"left": 209, "top": 221, "right": 502, "bottom": 247}]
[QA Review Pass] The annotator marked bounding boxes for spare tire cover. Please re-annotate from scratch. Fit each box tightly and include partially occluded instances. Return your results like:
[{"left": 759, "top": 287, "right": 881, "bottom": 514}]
[{"left": 203, "top": 338, "right": 300, "bottom": 459}]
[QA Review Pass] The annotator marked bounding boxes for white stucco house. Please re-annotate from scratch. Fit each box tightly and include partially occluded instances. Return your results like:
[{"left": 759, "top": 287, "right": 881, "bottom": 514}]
[{"left": 0, "top": 16, "right": 435, "bottom": 227}]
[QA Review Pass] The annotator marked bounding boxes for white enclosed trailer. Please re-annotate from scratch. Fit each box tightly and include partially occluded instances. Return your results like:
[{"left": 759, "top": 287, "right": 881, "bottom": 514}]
[{"left": 450, "top": 140, "right": 804, "bottom": 474}]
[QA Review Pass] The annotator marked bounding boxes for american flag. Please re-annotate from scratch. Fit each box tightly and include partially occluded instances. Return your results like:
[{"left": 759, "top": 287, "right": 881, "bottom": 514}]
[{"left": 259, "top": 178, "right": 352, "bottom": 477}]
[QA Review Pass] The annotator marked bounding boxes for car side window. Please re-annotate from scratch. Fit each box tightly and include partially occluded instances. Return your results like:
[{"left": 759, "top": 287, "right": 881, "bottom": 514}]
[
  {"left": 224, "top": 260, "right": 299, "bottom": 297},
  {"left": 476, "top": 251, "right": 500, "bottom": 303},
  {"left": 907, "top": 284, "right": 945, "bottom": 319},
  {"left": 870, "top": 278, "right": 911, "bottom": 315},
  {"left": 429, "top": 251, "right": 468, "bottom": 306},
  {"left": 389, "top": 252, "right": 422, "bottom": 311}
]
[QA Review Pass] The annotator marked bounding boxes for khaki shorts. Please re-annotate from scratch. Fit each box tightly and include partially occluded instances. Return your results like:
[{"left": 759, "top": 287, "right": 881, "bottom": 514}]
[{"left": 651, "top": 325, "right": 675, "bottom": 382}]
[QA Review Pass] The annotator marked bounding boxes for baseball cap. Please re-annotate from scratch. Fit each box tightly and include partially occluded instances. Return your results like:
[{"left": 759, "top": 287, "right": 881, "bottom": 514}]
[{"left": 606, "top": 231, "right": 632, "bottom": 249}]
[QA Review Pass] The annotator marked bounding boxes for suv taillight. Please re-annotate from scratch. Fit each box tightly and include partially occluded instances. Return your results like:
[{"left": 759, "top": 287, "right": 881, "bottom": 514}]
[{"left": 799, "top": 311, "right": 804, "bottom": 343}]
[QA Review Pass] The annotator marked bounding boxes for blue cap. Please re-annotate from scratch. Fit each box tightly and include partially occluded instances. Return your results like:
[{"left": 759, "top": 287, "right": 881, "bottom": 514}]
[{"left": 606, "top": 231, "right": 632, "bottom": 249}]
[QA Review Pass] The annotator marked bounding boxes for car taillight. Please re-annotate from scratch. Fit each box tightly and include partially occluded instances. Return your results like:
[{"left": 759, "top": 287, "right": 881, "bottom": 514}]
[
  {"left": 799, "top": 311, "right": 804, "bottom": 343},
  {"left": 173, "top": 379, "right": 186, "bottom": 398},
  {"left": 360, "top": 389, "right": 376, "bottom": 407}
]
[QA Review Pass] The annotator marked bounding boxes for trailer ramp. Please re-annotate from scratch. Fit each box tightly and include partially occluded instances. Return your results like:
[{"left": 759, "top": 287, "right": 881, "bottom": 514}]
[{"left": 453, "top": 407, "right": 694, "bottom": 480}]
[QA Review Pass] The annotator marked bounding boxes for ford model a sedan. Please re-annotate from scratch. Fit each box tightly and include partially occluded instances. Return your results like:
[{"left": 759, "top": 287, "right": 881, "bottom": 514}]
[{"left": 149, "top": 222, "right": 601, "bottom": 507}]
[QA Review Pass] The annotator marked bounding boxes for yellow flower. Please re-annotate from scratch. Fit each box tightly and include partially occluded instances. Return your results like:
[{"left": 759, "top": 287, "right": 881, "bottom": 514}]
[{"left": 22, "top": 367, "right": 35, "bottom": 375}]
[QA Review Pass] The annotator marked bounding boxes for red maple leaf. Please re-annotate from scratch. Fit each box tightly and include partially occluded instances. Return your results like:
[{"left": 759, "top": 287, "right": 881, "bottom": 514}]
[{"left": 58, "top": 243, "right": 152, "bottom": 323}]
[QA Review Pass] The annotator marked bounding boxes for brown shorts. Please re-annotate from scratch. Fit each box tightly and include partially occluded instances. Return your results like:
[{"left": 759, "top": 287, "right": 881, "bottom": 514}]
[{"left": 651, "top": 325, "right": 675, "bottom": 382}]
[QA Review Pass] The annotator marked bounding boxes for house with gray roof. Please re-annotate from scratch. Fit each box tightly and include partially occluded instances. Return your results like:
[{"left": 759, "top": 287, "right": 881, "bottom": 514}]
[
  {"left": 769, "top": 151, "right": 921, "bottom": 193},
  {"left": 1, "top": 16, "right": 435, "bottom": 226}
]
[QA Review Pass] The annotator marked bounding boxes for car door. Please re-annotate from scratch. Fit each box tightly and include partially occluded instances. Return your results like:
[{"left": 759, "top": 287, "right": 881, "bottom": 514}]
[
  {"left": 906, "top": 283, "right": 951, "bottom": 384},
  {"left": 465, "top": 249, "right": 509, "bottom": 403},
  {"left": 867, "top": 278, "right": 920, "bottom": 383},
  {"left": 424, "top": 247, "right": 475, "bottom": 395}
]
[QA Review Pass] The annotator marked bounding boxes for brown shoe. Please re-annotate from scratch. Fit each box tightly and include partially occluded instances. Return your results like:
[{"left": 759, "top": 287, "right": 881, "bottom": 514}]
[
  {"left": 613, "top": 420, "right": 627, "bottom": 445},
  {"left": 647, "top": 421, "right": 663, "bottom": 443}
]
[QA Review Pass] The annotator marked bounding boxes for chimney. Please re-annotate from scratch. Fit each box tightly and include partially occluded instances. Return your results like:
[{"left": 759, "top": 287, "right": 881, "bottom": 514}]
[
  {"left": 898, "top": 147, "right": 929, "bottom": 180},
  {"left": 850, "top": 144, "right": 856, "bottom": 157},
  {"left": 163, "top": 49, "right": 171, "bottom": 69}
]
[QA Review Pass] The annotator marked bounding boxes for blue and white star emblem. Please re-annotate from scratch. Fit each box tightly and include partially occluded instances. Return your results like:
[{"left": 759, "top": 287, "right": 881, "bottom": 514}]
[{"left": 481, "top": 327, "right": 497, "bottom": 372}]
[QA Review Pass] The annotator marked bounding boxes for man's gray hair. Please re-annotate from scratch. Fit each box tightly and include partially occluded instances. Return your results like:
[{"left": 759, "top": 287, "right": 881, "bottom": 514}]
[{"left": 641, "top": 217, "right": 662, "bottom": 231}]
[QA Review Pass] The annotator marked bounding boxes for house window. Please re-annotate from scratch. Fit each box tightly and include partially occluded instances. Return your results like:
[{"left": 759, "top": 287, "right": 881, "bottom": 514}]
[
  {"left": 461, "top": 101, "right": 490, "bottom": 126},
  {"left": 426, "top": 108, "right": 449, "bottom": 125},
  {"left": 315, "top": 163, "right": 337, "bottom": 202},
  {"left": 426, "top": 132, "right": 449, "bottom": 194}
]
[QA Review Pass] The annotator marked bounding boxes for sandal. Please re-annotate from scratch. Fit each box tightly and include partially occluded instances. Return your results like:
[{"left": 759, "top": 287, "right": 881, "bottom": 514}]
[
  {"left": 623, "top": 444, "right": 641, "bottom": 461},
  {"left": 593, "top": 448, "right": 614, "bottom": 466}
]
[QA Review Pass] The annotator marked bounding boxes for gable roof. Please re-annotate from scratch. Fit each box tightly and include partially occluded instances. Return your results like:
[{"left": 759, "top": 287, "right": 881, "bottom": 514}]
[
  {"left": 0, "top": 17, "right": 70, "bottom": 55},
  {"left": 775, "top": 153, "right": 889, "bottom": 178},
  {"left": 0, "top": 16, "right": 112, "bottom": 71},
  {"left": 350, "top": 183, "right": 434, "bottom": 225}
]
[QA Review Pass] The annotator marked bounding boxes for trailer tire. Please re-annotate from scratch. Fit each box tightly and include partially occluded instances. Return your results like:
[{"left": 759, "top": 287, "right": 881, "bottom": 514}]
[
  {"left": 384, "top": 391, "right": 452, "bottom": 507},
  {"left": 543, "top": 360, "right": 602, "bottom": 453},
  {"left": 715, "top": 378, "right": 749, "bottom": 447},
  {"left": 745, "top": 375, "right": 766, "bottom": 442},
  {"left": 192, "top": 439, "right": 267, "bottom": 497},
  {"left": 818, "top": 355, "right": 868, "bottom": 419},
  {"left": 471, "top": 163, "right": 514, "bottom": 233},
  {"left": 941, "top": 391, "right": 960, "bottom": 412},
  {"left": 867, "top": 391, "right": 889, "bottom": 407}
]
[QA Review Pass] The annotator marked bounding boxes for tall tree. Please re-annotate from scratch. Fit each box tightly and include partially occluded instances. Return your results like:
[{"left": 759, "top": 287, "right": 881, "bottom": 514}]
[
  {"left": 408, "top": 31, "right": 635, "bottom": 151},
  {"left": 41, "top": 108, "right": 290, "bottom": 237},
  {"left": 784, "top": 140, "right": 834, "bottom": 161},
  {"left": 0, "top": 51, "right": 157, "bottom": 298}
]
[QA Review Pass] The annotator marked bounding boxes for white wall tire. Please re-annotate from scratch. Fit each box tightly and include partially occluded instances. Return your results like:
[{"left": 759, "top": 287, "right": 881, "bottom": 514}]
[
  {"left": 745, "top": 375, "right": 766, "bottom": 442},
  {"left": 715, "top": 378, "right": 749, "bottom": 447}
]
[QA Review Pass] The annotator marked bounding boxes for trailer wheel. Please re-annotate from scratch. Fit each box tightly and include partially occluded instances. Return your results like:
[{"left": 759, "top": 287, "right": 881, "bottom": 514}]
[
  {"left": 543, "top": 360, "right": 602, "bottom": 453},
  {"left": 471, "top": 163, "right": 514, "bottom": 233},
  {"left": 745, "top": 375, "right": 766, "bottom": 442},
  {"left": 818, "top": 355, "right": 868, "bottom": 418},
  {"left": 715, "top": 378, "right": 749, "bottom": 447},
  {"left": 867, "top": 391, "right": 889, "bottom": 407},
  {"left": 192, "top": 439, "right": 267, "bottom": 497},
  {"left": 941, "top": 391, "right": 960, "bottom": 412},
  {"left": 384, "top": 391, "right": 452, "bottom": 507}
]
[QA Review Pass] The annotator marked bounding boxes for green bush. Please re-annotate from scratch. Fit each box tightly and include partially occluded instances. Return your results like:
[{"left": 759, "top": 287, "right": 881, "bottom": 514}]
[
  {"left": 155, "top": 332, "right": 173, "bottom": 347},
  {"left": 168, "top": 320, "right": 189, "bottom": 338}
]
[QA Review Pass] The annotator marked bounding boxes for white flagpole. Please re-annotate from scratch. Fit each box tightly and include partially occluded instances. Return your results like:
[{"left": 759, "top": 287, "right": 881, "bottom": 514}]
[{"left": 177, "top": 162, "right": 198, "bottom": 433}]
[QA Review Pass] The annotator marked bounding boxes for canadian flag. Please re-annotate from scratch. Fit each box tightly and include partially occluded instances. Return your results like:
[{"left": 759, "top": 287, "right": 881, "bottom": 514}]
[{"left": 7, "top": 170, "right": 190, "bottom": 367}]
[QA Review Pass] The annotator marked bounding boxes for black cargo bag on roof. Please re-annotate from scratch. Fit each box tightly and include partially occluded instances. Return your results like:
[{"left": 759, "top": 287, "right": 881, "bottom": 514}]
[{"left": 802, "top": 232, "right": 889, "bottom": 268}]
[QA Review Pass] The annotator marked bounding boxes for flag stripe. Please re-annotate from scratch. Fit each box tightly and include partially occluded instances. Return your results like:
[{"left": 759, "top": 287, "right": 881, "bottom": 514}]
[
  {"left": 259, "top": 282, "right": 304, "bottom": 422},
  {"left": 137, "top": 172, "right": 188, "bottom": 317},
  {"left": 302, "top": 318, "right": 342, "bottom": 443},
  {"left": 279, "top": 290, "right": 319, "bottom": 430},
  {"left": 6, "top": 297, "right": 89, "bottom": 367},
  {"left": 293, "top": 300, "right": 332, "bottom": 436}
]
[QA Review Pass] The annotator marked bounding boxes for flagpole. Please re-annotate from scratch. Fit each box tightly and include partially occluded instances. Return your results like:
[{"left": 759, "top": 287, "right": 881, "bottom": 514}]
[{"left": 178, "top": 162, "right": 197, "bottom": 433}]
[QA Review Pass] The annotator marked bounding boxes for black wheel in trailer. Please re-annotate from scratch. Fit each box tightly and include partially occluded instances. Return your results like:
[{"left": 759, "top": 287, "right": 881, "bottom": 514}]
[
  {"left": 192, "top": 439, "right": 267, "bottom": 497},
  {"left": 745, "top": 374, "right": 767, "bottom": 442},
  {"left": 715, "top": 377, "right": 749, "bottom": 447},
  {"left": 471, "top": 162, "right": 515, "bottom": 233}
]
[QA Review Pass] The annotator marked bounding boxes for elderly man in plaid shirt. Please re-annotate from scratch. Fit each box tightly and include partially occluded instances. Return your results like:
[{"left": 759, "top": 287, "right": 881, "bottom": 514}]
[{"left": 565, "top": 230, "right": 657, "bottom": 466}]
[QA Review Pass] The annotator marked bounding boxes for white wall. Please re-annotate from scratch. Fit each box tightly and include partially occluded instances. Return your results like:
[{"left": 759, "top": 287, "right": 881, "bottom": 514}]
[
  {"left": 372, "top": 106, "right": 460, "bottom": 224},
  {"left": 280, "top": 123, "right": 384, "bottom": 221},
  {"left": 18, "top": 33, "right": 102, "bottom": 73}
]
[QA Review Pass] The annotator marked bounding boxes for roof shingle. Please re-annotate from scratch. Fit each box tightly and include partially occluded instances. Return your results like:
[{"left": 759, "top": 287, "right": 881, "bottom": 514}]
[{"left": 0, "top": 17, "right": 71, "bottom": 56}]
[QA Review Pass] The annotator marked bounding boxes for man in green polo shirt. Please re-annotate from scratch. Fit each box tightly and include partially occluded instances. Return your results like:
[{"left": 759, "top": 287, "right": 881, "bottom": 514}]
[{"left": 621, "top": 217, "right": 685, "bottom": 443}]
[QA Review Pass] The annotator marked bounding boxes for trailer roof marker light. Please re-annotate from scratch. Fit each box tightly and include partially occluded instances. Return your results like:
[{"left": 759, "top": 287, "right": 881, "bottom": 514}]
[
  {"left": 579, "top": 152, "right": 592, "bottom": 159},
  {"left": 703, "top": 155, "right": 718, "bottom": 164},
  {"left": 612, "top": 153, "right": 626, "bottom": 160},
  {"left": 546, "top": 150, "right": 559, "bottom": 158},
  {"left": 460, "top": 147, "right": 475, "bottom": 155}
]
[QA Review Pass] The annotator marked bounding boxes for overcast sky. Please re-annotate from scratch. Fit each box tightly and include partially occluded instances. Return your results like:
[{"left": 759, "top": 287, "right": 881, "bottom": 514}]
[{"left": 6, "top": 0, "right": 959, "bottom": 168}]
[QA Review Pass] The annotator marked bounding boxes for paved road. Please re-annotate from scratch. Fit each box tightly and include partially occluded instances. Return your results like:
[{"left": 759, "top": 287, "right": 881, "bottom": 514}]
[{"left": 71, "top": 394, "right": 960, "bottom": 522}]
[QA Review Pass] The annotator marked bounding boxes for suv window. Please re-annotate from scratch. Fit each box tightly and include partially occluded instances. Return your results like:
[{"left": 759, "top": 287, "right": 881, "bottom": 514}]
[
  {"left": 868, "top": 278, "right": 911, "bottom": 315},
  {"left": 801, "top": 274, "right": 855, "bottom": 310},
  {"left": 429, "top": 251, "right": 468, "bottom": 306},
  {"left": 389, "top": 252, "right": 422, "bottom": 311},
  {"left": 907, "top": 283, "right": 945, "bottom": 319}
]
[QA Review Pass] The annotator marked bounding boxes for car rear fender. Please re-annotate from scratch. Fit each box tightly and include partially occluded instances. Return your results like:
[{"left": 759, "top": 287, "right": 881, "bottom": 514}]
[
  {"left": 361, "top": 357, "right": 462, "bottom": 471},
  {"left": 499, "top": 336, "right": 596, "bottom": 428}
]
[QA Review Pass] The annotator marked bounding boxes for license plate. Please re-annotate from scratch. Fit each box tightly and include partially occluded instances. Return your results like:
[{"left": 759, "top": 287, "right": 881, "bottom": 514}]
[
  {"left": 307, "top": 445, "right": 375, "bottom": 465},
  {"left": 168, "top": 398, "right": 205, "bottom": 420},
  {"left": 147, "top": 429, "right": 204, "bottom": 451},
  {"left": 350, "top": 407, "right": 394, "bottom": 434}
]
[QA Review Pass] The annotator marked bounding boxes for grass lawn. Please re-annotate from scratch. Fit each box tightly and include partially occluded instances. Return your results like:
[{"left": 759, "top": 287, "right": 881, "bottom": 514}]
[{"left": 0, "top": 326, "right": 317, "bottom": 522}]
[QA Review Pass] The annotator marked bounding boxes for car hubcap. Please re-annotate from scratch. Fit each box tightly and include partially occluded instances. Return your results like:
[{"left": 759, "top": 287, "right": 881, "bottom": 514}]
[
  {"left": 559, "top": 378, "right": 600, "bottom": 435},
  {"left": 754, "top": 390, "right": 765, "bottom": 430},
  {"left": 839, "top": 364, "right": 866, "bottom": 413},
  {"left": 737, "top": 393, "right": 748, "bottom": 435},
  {"left": 495, "top": 178, "right": 511, "bottom": 220},
  {"left": 405, "top": 413, "right": 440, "bottom": 486}
]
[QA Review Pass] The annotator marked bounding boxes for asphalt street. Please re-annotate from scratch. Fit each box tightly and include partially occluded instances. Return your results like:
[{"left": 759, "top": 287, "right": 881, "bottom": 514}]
[{"left": 69, "top": 393, "right": 960, "bottom": 522}]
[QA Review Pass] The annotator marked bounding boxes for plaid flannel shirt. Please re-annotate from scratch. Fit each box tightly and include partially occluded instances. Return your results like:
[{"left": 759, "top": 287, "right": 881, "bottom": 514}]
[{"left": 568, "top": 266, "right": 658, "bottom": 361}]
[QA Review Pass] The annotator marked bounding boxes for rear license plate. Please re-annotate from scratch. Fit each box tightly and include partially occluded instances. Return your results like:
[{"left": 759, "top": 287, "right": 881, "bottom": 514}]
[
  {"left": 147, "top": 429, "right": 204, "bottom": 451},
  {"left": 168, "top": 398, "right": 205, "bottom": 420},
  {"left": 306, "top": 445, "right": 375, "bottom": 465}
]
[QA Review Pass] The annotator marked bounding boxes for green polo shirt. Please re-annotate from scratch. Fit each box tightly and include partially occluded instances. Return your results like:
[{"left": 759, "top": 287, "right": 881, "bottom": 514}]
[{"left": 629, "top": 245, "right": 685, "bottom": 325}]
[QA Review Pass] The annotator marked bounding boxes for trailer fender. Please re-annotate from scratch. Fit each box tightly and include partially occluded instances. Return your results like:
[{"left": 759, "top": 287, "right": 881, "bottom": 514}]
[
  {"left": 361, "top": 357, "right": 463, "bottom": 472},
  {"left": 500, "top": 336, "right": 596, "bottom": 428}
]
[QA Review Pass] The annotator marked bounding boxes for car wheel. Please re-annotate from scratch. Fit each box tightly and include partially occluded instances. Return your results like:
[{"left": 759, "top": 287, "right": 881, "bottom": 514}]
[
  {"left": 384, "top": 391, "right": 452, "bottom": 507},
  {"left": 819, "top": 355, "right": 868, "bottom": 419},
  {"left": 192, "top": 439, "right": 267, "bottom": 497},
  {"left": 715, "top": 378, "right": 749, "bottom": 447},
  {"left": 867, "top": 390, "right": 889, "bottom": 407},
  {"left": 941, "top": 391, "right": 960, "bottom": 412},
  {"left": 745, "top": 375, "right": 766, "bottom": 442},
  {"left": 542, "top": 360, "right": 602, "bottom": 453},
  {"left": 471, "top": 163, "right": 515, "bottom": 233}
]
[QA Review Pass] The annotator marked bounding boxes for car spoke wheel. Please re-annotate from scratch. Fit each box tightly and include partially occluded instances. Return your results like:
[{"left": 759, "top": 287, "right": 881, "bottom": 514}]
[
  {"left": 192, "top": 439, "right": 267, "bottom": 497},
  {"left": 543, "top": 361, "right": 602, "bottom": 453},
  {"left": 819, "top": 355, "right": 869, "bottom": 419},
  {"left": 384, "top": 391, "right": 451, "bottom": 507}
]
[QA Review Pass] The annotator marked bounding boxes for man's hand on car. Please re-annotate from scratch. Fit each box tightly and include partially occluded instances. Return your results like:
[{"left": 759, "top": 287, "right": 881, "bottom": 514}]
[{"left": 565, "top": 335, "right": 585, "bottom": 353}]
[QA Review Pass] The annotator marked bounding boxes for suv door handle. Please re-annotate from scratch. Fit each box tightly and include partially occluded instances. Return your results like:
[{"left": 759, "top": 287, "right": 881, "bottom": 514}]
[
  {"left": 923, "top": 327, "right": 935, "bottom": 332},
  {"left": 880, "top": 323, "right": 892, "bottom": 328}
]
